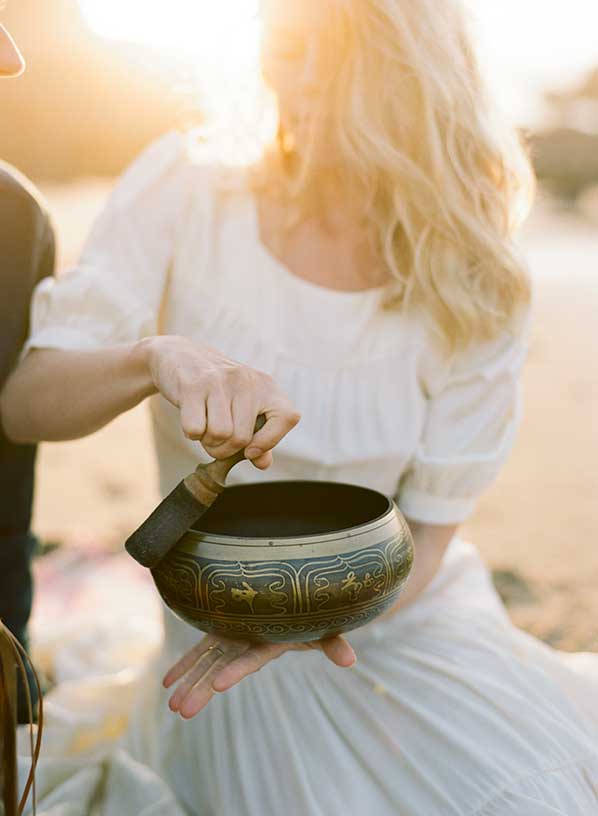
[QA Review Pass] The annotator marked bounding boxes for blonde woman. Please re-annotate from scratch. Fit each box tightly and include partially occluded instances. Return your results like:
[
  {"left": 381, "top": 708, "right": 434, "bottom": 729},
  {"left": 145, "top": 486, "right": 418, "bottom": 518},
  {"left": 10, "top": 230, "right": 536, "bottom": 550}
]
[{"left": 3, "top": 0, "right": 598, "bottom": 813}]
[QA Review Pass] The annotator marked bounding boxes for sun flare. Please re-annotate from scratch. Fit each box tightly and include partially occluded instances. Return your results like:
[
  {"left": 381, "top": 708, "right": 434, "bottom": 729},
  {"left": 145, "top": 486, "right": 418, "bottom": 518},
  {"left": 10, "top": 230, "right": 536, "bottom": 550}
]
[
  {"left": 78, "top": 0, "right": 598, "bottom": 129},
  {"left": 78, "top": 0, "right": 262, "bottom": 70},
  {"left": 78, "top": 0, "right": 271, "bottom": 160}
]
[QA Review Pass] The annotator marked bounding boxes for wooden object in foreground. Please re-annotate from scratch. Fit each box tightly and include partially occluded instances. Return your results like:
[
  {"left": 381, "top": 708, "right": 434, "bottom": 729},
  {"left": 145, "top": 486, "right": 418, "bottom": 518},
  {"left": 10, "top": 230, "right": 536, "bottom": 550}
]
[
  {"left": 0, "top": 625, "right": 17, "bottom": 816},
  {"left": 0, "top": 621, "right": 43, "bottom": 816}
]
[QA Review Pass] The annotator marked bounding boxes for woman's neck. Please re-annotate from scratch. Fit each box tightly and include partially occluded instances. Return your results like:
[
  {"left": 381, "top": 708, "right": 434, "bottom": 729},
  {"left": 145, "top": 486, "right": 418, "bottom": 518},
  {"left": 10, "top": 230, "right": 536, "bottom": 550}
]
[
  {"left": 255, "top": 185, "right": 392, "bottom": 292},
  {"left": 257, "top": 147, "right": 369, "bottom": 227}
]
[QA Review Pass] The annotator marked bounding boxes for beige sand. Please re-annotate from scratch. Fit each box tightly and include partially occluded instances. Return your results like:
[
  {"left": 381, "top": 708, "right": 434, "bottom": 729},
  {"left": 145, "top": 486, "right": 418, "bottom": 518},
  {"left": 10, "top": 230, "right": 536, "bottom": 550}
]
[{"left": 31, "top": 180, "right": 598, "bottom": 651}]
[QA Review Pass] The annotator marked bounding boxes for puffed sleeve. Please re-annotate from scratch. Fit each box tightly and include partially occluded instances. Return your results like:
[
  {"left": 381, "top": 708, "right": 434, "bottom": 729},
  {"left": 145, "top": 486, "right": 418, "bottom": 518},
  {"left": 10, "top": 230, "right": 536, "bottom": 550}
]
[
  {"left": 23, "top": 131, "right": 193, "bottom": 355},
  {"left": 397, "top": 316, "right": 531, "bottom": 525}
]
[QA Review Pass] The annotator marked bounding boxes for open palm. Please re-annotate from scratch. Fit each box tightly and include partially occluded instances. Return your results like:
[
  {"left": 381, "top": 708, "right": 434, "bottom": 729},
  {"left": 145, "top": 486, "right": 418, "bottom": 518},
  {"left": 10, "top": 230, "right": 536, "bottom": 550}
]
[{"left": 163, "top": 631, "right": 356, "bottom": 720}]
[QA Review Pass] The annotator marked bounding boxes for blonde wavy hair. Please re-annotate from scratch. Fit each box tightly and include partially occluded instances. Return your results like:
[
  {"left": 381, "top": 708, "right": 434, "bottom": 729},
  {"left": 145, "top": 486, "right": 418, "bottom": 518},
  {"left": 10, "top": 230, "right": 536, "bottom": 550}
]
[{"left": 248, "top": 0, "right": 534, "bottom": 351}]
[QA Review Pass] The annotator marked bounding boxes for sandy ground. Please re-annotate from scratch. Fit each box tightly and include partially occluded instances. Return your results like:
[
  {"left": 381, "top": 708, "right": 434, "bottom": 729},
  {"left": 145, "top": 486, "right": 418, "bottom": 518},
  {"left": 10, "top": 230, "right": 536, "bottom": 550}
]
[{"left": 31, "top": 179, "right": 598, "bottom": 651}]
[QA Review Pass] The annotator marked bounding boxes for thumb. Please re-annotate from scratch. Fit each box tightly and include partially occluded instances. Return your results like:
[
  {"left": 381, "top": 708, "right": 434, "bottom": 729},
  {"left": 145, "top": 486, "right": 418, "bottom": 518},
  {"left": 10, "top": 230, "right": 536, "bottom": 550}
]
[
  {"left": 318, "top": 635, "right": 356, "bottom": 668},
  {"left": 248, "top": 450, "right": 273, "bottom": 470}
]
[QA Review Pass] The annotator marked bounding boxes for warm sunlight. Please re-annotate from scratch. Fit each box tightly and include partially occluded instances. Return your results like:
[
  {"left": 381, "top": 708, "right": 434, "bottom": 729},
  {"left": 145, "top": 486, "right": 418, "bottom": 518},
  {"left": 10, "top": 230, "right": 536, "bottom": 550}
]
[
  {"left": 78, "top": 0, "right": 261, "bottom": 70},
  {"left": 78, "top": 0, "right": 598, "bottom": 127},
  {"left": 79, "top": 0, "right": 269, "bottom": 161},
  {"left": 469, "top": 0, "right": 598, "bottom": 122}
]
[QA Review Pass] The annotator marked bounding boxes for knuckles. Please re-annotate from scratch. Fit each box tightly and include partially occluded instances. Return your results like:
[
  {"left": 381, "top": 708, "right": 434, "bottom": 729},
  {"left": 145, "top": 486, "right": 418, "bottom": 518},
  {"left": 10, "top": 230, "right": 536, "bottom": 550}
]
[
  {"left": 203, "top": 425, "right": 234, "bottom": 444},
  {"left": 230, "top": 432, "right": 254, "bottom": 450},
  {"left": 182, "top": 425, "right": 205, "bottom": 441},
  {"left": 174, "top": 357, "right": 301, "bottom": 447},
  {"left": 178, "top": 363, "right": 256, "bottom": 395}
]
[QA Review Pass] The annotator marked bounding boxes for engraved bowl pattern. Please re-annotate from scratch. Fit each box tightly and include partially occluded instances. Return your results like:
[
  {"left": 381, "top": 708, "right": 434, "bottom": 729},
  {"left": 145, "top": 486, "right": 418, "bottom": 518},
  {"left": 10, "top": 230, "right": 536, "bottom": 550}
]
[{"left": 152, "top": 481, "right": 414, "bottom": 643}]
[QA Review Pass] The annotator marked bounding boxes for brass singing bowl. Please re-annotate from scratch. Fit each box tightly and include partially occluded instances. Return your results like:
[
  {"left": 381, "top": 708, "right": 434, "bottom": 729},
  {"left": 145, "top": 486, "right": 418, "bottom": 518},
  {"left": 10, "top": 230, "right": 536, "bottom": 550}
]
[{"left": 151, "top": 481, "right": 414, "bottom": 643}]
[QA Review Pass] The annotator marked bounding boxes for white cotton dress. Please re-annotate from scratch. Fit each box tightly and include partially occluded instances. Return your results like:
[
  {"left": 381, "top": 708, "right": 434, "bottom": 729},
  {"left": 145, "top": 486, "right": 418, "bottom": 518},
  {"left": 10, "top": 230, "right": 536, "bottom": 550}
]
[{"left": 20, "top": 133, "right": 598, "bottom": 816}]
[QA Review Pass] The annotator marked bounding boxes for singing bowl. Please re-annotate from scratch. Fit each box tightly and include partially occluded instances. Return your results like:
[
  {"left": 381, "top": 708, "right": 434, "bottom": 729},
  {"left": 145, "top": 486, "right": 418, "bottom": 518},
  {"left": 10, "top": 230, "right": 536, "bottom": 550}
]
[{"left": 151, "top": 481, "right": 414, "bottom": 643}]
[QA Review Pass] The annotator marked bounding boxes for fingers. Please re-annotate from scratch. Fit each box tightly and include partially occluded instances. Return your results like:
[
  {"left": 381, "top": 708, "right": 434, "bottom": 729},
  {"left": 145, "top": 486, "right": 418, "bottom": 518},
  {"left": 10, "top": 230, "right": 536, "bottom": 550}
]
[
  {"left": 166, "top": 637, "right": 251, "bottom": 719},
  {"left": 202, "top": 392, "right": 272, "bottom": 462},
  {"left": 162, "top": 634, "right": 218, "bottom": 689},
  {"left": 205, "top": 636, "right": 354, "bottom": 697},
  {"left": 229, "top": 392, "right": 260, "bottom": 457},
  {"left": 181, "top": 389, "right": 252, "bottom": 458},
  {"left": 164, "top": 635, "right": 356, "bottom": 721},
  {"left": 318, "top": 635, "right": 357, "bottom": 668},
  {"left": 180, "top": 397, "right": 207, "bottom": 441},
  {"left": 210, "top": 642, "right": 290, "bottom": 693},
  {"left": 167, "top": 647, "right": 225, "bottom": 715},
  {"left": 203, "top": 389, "right": 234, "bottom": 449},
  {"left": 154, "top": 339, "right": 300, "bottom": 461},
  {"left": 244, "top": 406, "right": 301, "bottom": 459},
  {"left": 249, "top": 450, "right": 273, "bottom": 470},
  {"left": 180, "top": 388, "right": 237, "bottom": 453},
  {"left": 182, "top": 392, "right": 298, "bottom": 465}
]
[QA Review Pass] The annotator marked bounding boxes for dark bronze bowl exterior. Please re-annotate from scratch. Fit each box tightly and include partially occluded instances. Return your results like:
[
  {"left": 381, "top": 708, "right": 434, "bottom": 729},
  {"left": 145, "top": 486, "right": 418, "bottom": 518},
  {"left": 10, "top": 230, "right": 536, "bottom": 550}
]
[{"left": 151, "top": 481, "right": 414, "bottom": 643}]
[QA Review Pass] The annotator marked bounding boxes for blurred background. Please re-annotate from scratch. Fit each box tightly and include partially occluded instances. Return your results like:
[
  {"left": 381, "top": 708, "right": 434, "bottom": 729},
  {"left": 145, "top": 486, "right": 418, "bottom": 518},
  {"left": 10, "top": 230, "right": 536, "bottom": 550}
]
[{"left": 2, "top": 0, "right": 597, "bottom": 651}]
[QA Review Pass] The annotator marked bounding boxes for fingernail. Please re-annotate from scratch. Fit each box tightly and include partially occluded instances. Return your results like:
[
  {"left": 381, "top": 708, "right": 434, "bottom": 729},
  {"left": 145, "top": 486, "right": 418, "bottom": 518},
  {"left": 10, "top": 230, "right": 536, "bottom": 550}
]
[{"left": 245, "top": 447, "right": 262, "bottom": 458}]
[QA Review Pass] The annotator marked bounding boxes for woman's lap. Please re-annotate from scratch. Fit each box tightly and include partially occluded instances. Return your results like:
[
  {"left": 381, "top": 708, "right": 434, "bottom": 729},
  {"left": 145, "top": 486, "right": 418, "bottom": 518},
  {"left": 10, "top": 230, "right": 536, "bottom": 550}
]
[{"left": 145, "top": 539, "right": 598, "bottom": 815}]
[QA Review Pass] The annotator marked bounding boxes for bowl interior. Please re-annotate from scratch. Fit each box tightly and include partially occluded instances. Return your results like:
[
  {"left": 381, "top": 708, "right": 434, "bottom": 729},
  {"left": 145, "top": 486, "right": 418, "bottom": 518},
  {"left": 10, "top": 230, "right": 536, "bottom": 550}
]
[{"left": 191, "top": 481, "right": 392, "bottom": 539}]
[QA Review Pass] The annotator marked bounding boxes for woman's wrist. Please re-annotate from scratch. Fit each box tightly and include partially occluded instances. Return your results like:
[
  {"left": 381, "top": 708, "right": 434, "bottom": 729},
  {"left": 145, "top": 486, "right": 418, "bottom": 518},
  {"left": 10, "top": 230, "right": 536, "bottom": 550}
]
[{"left": 131, "top": 336, "right": 161, "bottom": 401}]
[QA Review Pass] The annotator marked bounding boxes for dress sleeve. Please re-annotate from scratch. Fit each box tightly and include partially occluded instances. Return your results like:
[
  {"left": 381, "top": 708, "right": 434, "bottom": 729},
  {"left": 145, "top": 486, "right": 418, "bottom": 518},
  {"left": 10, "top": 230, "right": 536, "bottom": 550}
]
[
  {"left": 397, "top": 317, "right": 531, "bottom": 525},
  {"left": 23, "top": 132, "right": 192, "bottom": 355}
]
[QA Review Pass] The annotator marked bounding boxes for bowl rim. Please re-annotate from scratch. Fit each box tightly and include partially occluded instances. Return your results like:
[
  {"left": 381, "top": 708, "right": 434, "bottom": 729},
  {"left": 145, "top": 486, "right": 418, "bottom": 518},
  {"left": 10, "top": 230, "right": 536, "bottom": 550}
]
[{"left": 181, "top": 480, "right": 403, "bottom": 548}]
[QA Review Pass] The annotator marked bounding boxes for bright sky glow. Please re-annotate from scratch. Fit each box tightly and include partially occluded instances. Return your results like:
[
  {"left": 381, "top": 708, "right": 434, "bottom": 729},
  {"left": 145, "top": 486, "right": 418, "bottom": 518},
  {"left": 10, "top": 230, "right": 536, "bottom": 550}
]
[
  {"left": 78, "top": 0, "right": 598, "bottom": 126},
  {"left": 468, "top": 0, "right": 598, "bottom": 123},
  {"left": 78, "top": 0, "right": 261, "bottom": 64},
  {"left": 79, "top": 0, "right": 265, "bottom": 156}
]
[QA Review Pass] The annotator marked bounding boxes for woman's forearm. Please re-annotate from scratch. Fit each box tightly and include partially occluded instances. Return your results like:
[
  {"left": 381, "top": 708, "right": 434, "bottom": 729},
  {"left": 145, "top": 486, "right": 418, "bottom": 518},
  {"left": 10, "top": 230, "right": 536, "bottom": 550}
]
[
  {"left": 0, "top": 336, "right": 302, "bottom": 465},
  {"left": 385, "top": 520, "right": 458, "bottom": 615},
  {"left": 0, "top": 339, "right": 156, "bottom": 443}
]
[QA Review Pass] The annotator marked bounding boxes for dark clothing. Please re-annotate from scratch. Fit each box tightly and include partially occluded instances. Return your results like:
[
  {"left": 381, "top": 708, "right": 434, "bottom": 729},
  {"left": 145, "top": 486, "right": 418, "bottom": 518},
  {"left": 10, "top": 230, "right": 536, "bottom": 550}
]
[
  {"left": 0, "top": 163, "right": 55, "bottom": 390},
  {"left": 0, "top": 163, "right": 55, "bottom": 720}
]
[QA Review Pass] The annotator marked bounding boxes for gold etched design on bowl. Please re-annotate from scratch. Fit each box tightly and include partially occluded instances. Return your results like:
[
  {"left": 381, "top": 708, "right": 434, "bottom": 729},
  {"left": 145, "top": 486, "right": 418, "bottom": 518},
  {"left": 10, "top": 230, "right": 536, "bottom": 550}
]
[
  {"left": 152, "top": 532, "right": 412, "bottom": 643},
  {"left": 231, "top": 582, "right": 258, "bottom": 612}
]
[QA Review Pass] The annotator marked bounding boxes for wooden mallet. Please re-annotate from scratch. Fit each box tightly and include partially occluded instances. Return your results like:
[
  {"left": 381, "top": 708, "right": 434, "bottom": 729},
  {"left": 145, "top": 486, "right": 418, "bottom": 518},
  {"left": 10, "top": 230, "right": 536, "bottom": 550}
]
[{"left": 125, "top": 415, "right": 266, "bottom": 568}]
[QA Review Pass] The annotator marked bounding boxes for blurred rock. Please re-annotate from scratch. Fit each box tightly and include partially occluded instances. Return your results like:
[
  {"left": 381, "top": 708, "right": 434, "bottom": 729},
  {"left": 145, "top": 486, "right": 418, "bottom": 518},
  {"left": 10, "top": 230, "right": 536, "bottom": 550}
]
[
  {"left": 576, "top": 184, "right": 598, "bottom": 225},
  {"left": 532, "top": 66, "right": 598, "bottom": 203},
  {"left": 532, "top": 129, "right": 598, "bottom": 201},
  {"left": 491, "top": 568, "right": 537, "bottom": 607}
]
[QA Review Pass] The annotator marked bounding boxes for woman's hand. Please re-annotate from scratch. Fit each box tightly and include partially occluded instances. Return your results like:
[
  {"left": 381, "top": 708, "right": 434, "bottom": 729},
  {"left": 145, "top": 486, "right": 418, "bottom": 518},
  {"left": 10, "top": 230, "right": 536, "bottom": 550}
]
[
  {"left": 145, "top": 336, "right": 301, "bottom": 468},
  {"left": 163, "top": 632, "right": 357, "bottom": 720}
]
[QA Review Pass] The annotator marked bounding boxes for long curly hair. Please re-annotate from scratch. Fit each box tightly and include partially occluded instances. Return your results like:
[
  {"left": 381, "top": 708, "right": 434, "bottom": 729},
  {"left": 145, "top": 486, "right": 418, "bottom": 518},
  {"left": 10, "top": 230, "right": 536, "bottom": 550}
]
[{"left": 247, "top": 0, "right": 534, "bottom": 351}]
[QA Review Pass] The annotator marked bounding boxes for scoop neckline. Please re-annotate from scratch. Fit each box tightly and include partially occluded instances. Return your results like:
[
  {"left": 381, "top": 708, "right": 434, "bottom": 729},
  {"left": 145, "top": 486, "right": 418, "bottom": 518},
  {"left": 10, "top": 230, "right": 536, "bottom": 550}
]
[{"left": 247, "top": 192, "right": 388, "bottom": 301}]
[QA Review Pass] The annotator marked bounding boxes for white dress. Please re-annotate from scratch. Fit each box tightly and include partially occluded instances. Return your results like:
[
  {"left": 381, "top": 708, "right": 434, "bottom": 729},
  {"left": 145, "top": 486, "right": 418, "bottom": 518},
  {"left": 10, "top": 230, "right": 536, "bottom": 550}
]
[{"left": 20, "top": 133, "right": 598, "bottom": 815}]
